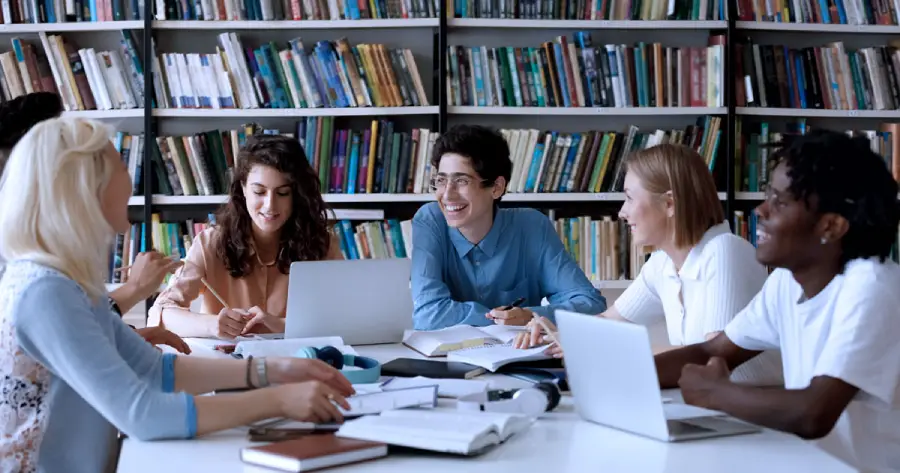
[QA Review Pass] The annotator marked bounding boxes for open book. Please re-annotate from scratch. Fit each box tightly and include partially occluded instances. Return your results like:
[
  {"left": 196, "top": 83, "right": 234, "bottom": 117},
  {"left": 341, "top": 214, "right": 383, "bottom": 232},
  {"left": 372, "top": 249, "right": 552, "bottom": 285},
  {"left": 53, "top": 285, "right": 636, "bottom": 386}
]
[
  {"left": 336, "top": 408, "right": 533, "bottom": 456},
  {"left": 446, "top": 343, "right": 552, "bottom": 372},
  {"left": 402, "top": 325, "right": 526, "bottom": 357}
]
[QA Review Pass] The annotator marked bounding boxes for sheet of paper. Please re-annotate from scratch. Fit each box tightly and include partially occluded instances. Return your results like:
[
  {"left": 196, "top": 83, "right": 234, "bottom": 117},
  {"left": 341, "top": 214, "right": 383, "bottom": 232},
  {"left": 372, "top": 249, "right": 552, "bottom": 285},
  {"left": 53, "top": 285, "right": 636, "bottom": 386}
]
[
  {"left": 233, "top": 337, "right": 358, "bottom": 357},
  {"left": 381, "top": 376, "right": 488, "bottom": 398},
  {"left": 339, "top": 385, "right": 438, "bottom": 416}
]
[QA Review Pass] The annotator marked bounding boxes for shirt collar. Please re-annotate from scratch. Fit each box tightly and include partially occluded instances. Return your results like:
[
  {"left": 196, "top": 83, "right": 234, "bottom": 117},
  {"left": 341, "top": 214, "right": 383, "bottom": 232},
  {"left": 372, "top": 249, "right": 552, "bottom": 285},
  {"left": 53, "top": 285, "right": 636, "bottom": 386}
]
[
  {"left": 450, "top": 210, "right": 505, "bottom": 258},
  {"left": 663, "top": 221, "right": 732, "bottom": 280}
]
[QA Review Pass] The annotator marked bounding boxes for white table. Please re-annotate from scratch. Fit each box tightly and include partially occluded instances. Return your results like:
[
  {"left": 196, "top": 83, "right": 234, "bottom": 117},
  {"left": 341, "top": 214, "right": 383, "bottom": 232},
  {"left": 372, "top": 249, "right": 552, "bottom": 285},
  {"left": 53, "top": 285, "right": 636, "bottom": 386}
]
[{"left": 116, "top": 340, "right": 855, "bottom": 473}]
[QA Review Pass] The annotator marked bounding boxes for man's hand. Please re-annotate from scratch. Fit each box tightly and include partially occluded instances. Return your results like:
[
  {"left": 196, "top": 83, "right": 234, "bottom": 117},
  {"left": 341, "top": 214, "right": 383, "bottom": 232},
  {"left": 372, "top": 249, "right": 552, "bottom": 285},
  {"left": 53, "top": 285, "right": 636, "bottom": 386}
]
[
  {"left": 487, "top": 307, "right": 534, "bottom": 326},
  {"left": 123, "top": 252, "right": 183, "bottom": 301},
  {"left": 242, "top": 306, "right": 286, "bottom": 335},
  {"left": 135, "top": 326, "right": 191, "bottom": 354},
  {"left": 679, "top": 356, "right": 731, "bottom": 409},
  {"left": 267, "top": 358, "right": 355, "bottom": 398}
]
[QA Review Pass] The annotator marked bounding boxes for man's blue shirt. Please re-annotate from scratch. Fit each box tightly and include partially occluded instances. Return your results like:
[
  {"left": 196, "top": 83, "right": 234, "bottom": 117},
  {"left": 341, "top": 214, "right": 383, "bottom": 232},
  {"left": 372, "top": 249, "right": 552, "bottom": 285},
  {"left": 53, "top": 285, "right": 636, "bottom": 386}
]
[{"left": 410, "top": 202, "right": 607, "bottom": 330}]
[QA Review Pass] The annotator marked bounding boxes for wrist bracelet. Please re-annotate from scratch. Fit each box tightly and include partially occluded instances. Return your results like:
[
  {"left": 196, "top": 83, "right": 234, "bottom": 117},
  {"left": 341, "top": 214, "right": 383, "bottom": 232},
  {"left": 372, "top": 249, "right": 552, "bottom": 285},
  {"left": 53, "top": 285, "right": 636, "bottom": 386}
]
[
  {"left": 246, "top": 355, "right": 255, "bottom": 388},
  {"left": 256, "top": 357, "right": 269, "bottom": 388}
]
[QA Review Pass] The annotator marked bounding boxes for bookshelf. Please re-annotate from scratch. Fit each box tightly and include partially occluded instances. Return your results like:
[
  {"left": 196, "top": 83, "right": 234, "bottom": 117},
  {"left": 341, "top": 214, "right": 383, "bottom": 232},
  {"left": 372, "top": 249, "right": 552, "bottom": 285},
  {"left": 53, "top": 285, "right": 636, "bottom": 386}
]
[{"left": 3, "top": 0, "right": 900, "bottom": 315}]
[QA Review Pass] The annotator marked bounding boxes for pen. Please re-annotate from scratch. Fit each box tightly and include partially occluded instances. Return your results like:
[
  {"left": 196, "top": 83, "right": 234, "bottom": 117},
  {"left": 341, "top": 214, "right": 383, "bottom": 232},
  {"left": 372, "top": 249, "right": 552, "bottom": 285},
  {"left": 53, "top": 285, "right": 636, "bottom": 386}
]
[{"left": 500, "top": 297, "right": 525, "bottom": 311}]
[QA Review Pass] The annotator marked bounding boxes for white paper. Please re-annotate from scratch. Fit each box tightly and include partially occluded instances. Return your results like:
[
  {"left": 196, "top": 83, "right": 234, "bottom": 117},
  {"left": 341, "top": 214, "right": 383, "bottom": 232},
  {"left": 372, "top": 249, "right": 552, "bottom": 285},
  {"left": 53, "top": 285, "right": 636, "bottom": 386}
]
[
  {"left": 339, "top": 385, "right": 437, "bottom": 416},
  {"left": 233, "top": 337, "right": 358, "bottom": 357},
  {"left": 381, "top": 376, "right": 488, "bottom": 398}
]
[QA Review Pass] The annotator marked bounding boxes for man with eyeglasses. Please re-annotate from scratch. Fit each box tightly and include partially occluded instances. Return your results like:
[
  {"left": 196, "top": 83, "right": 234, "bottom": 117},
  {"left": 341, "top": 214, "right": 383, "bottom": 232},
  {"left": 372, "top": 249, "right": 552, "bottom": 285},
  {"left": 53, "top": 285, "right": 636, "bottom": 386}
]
[{"left": 409, "top": 125, "right": 606, "bottom": 331}]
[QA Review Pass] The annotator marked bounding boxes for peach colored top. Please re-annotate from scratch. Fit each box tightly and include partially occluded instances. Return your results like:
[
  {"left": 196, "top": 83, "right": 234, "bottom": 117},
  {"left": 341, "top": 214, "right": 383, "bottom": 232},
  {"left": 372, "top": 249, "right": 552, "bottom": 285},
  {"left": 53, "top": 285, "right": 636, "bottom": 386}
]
[{"left": 148, "top": 227, "right": 342, "bottom": 329}]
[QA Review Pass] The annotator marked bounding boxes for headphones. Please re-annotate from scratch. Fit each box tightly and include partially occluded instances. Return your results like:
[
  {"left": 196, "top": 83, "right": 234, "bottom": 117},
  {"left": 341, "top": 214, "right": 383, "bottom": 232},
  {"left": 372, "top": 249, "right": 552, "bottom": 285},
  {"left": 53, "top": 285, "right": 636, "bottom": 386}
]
[
  {"left": 293, "top": 346, "right": 381, "bottom": 385},
  {"left": 456, "top": 381, "right": 561, "bottom": 417}
]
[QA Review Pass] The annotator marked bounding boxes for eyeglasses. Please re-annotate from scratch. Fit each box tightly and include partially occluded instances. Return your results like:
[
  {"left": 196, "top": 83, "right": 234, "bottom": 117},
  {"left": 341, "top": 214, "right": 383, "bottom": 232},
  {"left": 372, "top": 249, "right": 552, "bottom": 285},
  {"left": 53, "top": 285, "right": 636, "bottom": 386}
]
[{"left": 429, "top": 175, "right": 491, "bottom": 192}]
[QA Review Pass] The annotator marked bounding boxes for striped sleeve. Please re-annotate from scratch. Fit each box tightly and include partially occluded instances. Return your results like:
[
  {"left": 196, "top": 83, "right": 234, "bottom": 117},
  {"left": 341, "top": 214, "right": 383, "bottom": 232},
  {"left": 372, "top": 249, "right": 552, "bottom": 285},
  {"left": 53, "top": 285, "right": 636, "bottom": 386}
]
[{"left": 614, "top": 251, "right": 665, "bottom": 325}]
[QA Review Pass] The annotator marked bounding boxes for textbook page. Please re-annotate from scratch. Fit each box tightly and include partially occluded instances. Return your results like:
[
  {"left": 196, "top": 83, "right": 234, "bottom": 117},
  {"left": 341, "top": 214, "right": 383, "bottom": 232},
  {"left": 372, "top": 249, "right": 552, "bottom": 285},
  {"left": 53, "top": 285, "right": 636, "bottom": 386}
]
[
  {"left": 447, "top": 343, "right": 551, "bottom": 372},
  {"left": 402, "top": 325, "right": 526, "bottom": 357}
]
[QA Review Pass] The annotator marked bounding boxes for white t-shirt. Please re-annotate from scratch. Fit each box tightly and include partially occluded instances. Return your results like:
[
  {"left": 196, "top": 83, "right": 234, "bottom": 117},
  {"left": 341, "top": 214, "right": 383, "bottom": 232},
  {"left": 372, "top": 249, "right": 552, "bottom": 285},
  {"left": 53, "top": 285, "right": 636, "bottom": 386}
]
[
  {"left": 614, "top": 221, "right": 783, "bottom": 385},
  {"left": 725, "top": 258, "right": 900, "bottom": 472}
]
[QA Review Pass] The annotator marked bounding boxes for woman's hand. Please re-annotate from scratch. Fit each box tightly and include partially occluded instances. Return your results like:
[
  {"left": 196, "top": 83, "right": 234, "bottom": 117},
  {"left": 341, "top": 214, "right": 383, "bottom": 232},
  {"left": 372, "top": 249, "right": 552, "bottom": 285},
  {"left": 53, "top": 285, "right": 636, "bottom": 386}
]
[
  {"left": 267, "top": 358, "right": 355, "bottom": 398},
  {"left": 275, "top": 381, "right": 351, "bottom": 424},
  {"left": 214, "top": 308, "right": 249, "bottom": 339},
  {"left": 134, "top": 326, "right": 191, "bottom": 354},
  {"left": 241, "top": 306, "right": 286, "bottom": 335},
  {"left": 514, "top": 316, "right": 564, "bottom": 358},
  {"left": 123, "top": 252, "right": 183, "bottom": 301}
]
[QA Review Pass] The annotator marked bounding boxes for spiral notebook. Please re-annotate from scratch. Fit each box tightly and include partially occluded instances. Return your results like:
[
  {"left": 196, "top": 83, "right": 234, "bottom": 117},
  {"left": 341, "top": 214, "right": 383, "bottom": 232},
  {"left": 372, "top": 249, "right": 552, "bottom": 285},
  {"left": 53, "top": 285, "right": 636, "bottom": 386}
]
[{"left": 446, "top": 343, "right": 552, "bottom": 372}]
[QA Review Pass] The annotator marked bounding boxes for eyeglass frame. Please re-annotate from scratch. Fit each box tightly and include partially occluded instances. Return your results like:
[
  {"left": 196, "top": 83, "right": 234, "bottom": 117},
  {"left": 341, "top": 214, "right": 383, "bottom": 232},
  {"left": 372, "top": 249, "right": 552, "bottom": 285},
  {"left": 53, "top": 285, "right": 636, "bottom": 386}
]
[{"left": 429, "top": 172, "right": 494, "bottom": 192}]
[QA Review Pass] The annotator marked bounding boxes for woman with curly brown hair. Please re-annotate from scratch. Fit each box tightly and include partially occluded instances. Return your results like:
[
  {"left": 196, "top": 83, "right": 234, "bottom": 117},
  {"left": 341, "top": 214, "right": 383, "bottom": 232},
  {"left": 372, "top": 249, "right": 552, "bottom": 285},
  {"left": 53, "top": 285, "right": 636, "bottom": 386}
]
[{"left": 149, "top": 134, "right": 342, "bottom": 339}]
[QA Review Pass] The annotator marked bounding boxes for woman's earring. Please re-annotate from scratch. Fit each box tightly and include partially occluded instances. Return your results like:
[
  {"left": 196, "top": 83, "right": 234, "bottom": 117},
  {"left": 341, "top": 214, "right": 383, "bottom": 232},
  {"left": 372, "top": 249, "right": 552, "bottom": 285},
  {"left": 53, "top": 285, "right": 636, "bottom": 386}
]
[{"left": 820, "top": 237, "right": 827, "bottom": 245}]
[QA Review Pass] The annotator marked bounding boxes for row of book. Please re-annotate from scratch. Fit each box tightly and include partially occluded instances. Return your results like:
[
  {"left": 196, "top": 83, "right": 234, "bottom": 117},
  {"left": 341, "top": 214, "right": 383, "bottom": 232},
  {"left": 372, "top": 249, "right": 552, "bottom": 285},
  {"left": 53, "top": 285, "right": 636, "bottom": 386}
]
[
  {"left": 452, "top": 0, "right": 725, "bottom": 20},
  {"left": 0, "top": 0, "right": 140, "bottom": 24},
  {"left": 143, "top": 117, "right": 721, "bottom": 198},
  {"left": 735, "top": 0, "right": 899, "bottom": 25},
  {"left": 154, "top": 0, "right": 437, "bottom": 20},
  {"left": 500, "top": 116, "right": 721, "bottom": 194},
  {"left": 547, "top": 212, "right": 652, "bottom": 282},
  {"left": 0, "top": 32, "right": 146, "bottom": 110},
  {"left": 448, "top": 33, "right": 725, "bottom": 108},
  {"left": 153, "top": 34, "right": 428, "bottom": 110},
  {"left": 148, "top": 119, "right": 438, "bottom": 198},
  {"left": 736, "top": 40, "right": 900, "bottom": 111},
  {"left": 735, "top": 118, "right": 900, "bottom": 192}
]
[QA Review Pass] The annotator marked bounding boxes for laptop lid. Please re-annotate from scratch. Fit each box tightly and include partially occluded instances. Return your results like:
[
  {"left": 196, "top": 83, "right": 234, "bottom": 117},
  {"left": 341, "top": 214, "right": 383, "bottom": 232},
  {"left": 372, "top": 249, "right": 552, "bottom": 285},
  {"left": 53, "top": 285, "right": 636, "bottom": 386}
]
[
  {"left": 555, "top": 310, "right": 669, "bottom": 441},
  {"left": 285, "top": 258, "right": 414, "bottom": 345}
]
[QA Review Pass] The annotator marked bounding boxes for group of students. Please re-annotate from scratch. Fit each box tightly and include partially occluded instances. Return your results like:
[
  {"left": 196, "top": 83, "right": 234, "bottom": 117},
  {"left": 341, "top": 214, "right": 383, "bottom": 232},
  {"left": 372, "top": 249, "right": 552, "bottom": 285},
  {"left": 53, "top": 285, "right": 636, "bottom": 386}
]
[{"left": 0, "top": 90, "right": 896, "bottom": 473}]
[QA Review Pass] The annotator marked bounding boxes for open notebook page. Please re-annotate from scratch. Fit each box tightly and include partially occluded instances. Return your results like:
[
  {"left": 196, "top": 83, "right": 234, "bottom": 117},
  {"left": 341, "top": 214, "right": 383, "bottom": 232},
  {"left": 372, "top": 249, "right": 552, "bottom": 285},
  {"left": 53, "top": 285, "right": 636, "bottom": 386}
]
[
  {"left": 447, "top": 343, "right": 551, "bottom": 371},
  {"left": 336, "top": 408, "right": 532, "bottom": 455}
]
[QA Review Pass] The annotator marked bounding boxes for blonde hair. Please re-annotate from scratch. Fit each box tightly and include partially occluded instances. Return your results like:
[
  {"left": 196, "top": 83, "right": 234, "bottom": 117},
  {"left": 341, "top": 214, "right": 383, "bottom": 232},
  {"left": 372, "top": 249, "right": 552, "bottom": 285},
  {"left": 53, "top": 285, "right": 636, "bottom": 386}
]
[
  {"left": 625, "top": 144, "right": 724, "bottom": 248},
  {"left": 0, "top": 116, "right": 116, "bottom": 302}
]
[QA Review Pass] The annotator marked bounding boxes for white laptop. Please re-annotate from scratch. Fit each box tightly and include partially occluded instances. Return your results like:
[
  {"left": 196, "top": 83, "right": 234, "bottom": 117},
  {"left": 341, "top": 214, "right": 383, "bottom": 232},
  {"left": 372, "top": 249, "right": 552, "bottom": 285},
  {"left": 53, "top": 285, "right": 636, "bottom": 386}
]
[
  {"left": 555, "top": 310, "right": 761, "bottom": 442},
  {"left": 284, "top": 258, "right": 413, "bottom": 345}
]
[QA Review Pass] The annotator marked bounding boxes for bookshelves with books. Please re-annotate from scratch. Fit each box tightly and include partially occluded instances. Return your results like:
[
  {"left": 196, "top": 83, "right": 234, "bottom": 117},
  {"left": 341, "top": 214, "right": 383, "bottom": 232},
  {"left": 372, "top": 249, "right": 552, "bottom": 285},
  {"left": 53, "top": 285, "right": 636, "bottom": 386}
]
[
  {"left": 443, "top": 13, "right": 733, "bottom": 292},
  {"left": 730, "top": 19, "right": 900, "bottom": 254}
]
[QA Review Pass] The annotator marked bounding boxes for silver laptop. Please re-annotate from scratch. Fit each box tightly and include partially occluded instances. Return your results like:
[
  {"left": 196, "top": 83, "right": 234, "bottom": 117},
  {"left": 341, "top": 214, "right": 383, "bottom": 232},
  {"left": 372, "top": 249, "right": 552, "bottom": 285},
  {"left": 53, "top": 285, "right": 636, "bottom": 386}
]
[
  {"left": 555, "top": 310, "right": 761, "bottom": 442},
  {"left": 284, "top": 258, "right": 413, "bottom": 345}
]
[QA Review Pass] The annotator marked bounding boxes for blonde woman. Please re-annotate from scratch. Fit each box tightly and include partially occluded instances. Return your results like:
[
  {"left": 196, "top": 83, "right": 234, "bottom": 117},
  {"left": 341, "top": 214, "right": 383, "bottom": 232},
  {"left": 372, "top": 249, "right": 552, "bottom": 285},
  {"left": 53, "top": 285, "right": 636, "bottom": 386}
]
[
  {"left": 515, "top": 144, "right": 783, "bottom": 386},
  {"left": 0, "top": 117, "right": 354, "bottom": 473}
]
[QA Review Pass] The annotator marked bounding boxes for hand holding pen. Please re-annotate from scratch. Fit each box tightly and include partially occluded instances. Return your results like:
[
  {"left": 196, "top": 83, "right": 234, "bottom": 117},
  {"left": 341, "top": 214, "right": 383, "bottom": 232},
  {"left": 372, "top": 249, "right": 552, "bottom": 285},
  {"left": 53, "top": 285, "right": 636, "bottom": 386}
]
[{"left": 486, "top": 297, "right": 533, "bottom": 326}]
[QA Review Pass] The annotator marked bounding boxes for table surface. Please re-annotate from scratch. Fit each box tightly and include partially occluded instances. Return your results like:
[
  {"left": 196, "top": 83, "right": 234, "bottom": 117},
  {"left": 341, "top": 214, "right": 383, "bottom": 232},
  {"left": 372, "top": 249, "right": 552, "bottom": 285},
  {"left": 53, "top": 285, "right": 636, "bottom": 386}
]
[{"left": 116, "top": 339, "right": 855, "bottom": 473}]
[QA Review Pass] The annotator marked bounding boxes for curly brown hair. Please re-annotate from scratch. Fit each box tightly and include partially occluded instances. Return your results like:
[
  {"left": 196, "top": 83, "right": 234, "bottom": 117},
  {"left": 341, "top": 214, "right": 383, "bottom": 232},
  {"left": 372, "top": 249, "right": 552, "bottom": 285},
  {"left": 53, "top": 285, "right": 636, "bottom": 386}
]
[{"left": 213, "top": 134, "right": 331, "bottom": 278}]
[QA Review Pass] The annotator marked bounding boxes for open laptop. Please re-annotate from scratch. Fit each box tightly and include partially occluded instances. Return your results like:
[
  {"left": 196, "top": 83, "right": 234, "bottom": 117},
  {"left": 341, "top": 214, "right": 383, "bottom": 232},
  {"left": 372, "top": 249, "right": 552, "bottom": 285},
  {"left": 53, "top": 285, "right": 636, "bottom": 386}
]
[
  {"left": 555, "top": 310, "right": 761, "bottom": 442},
  {"left": 284, "top": 258, "right": 413, "bottom": 345}
]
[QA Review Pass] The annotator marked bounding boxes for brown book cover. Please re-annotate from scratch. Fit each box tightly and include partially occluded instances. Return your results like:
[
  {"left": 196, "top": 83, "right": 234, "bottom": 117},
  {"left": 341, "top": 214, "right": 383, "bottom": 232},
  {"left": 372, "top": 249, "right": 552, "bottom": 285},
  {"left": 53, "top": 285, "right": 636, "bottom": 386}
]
[{"left": 241, "top": 434, "right": 387, "bottom": 472}]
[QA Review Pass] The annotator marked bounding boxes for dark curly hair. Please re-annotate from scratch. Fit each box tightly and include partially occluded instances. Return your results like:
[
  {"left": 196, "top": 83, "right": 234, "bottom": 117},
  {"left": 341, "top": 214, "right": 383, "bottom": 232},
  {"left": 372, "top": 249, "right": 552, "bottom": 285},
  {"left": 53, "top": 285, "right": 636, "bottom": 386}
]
[
  {"left": 431, "top": 124, "right": 512, "bottom": 201},
  {"left": 213, "top": 134, "right": 332, "bottom": 278},
  {"left": 0, "top": 92, "right": 64, "bottom": 170},
  {"left": 769, "top": 129, "right": 900, "bottom": 269}
]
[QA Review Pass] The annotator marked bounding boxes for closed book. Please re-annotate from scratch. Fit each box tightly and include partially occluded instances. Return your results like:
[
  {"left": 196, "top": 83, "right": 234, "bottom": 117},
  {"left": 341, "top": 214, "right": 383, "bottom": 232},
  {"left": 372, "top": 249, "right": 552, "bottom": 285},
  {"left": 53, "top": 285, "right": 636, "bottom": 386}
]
[{"left": 240, "top": 434, "right": 387, "bottom": 472}]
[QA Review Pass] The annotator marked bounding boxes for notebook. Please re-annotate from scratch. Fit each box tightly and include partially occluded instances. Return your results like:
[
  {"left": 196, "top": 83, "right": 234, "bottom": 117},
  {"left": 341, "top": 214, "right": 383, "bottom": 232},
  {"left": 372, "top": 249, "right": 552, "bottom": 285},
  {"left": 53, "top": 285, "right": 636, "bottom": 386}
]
[
  {"left": 336, "top": 408, "right": 533, "bottom": 456},
  {"left": 240, "top": 434, "right": 387, "bottom": 472},
  {"left": 380, "top": 358, "right": 486, "bottom": 379},
  {"left": 446, "top": 343, "right": 552, "bottom": 372},
  {"left": 402, "top": 325, "right": 526, "bottom": 357}
]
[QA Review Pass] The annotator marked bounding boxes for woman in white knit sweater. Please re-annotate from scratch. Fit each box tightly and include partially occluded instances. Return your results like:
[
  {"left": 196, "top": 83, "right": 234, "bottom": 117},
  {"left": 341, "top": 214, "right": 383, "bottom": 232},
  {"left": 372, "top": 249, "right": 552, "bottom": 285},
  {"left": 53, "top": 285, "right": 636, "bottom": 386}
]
[{"left": 515, "top": 143, "right": 783, "bottom": 386}]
